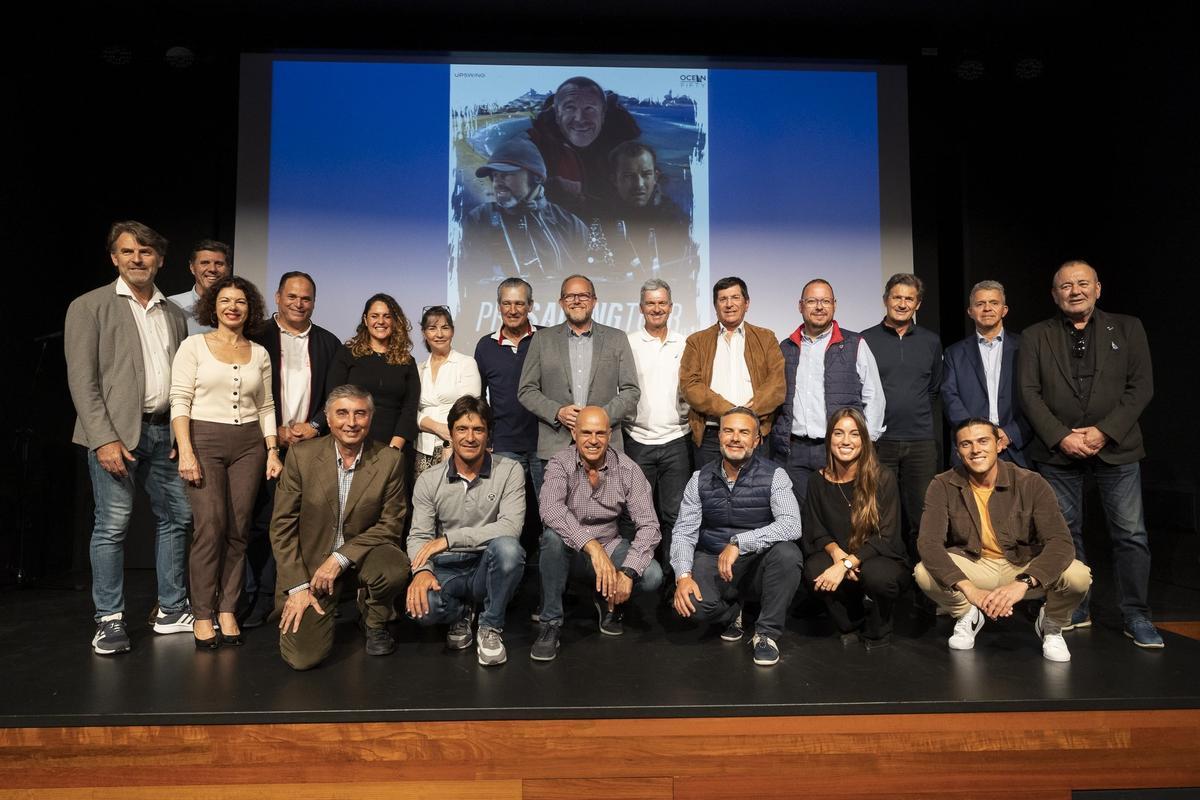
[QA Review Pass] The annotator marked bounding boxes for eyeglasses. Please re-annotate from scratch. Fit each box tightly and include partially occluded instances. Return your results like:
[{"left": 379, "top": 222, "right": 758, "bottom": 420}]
[
  {"left": 1070, "top": 329, "right": 1087, "bottom": 359},
  {"left": 802, "top": 298, "right": 834, "bottom": 308},
  {"left": 560, "top": 293, "right": 595, "bottom": 303}
]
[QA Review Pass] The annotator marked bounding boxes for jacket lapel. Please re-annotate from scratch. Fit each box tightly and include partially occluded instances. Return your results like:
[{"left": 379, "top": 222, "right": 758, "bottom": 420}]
[
  {"left": 314, "top": 443, "right": 339, "bottom": 520},
  {"left": 966, "top": 335, "right": 988, "bottom": 394},
  {"left": 999, "top": 334, "right": 1018, "bottom": 409},
  {"left": 1091, "top": 309, "right": 1112, "bottom": 386},
  {"left": 586, "top": 325, "right": 604, "bottom": 390},
  {"left": 1045, "top": 322, "right": 1075, "bottom": 392},
  {"left": 111, "top": 288, "right": 148, "bottom": 391},
  {"left": 341, "top": 442, "right": 380, "bottom": 524}
]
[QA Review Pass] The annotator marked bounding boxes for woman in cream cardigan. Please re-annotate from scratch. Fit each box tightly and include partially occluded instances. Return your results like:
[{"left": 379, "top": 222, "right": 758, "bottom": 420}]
[
  {"left": 414, "top": 305, "right": 481, "bottom": 474},
  {"left": 170, "top": 276, "right": 282, "bottom": 648}
]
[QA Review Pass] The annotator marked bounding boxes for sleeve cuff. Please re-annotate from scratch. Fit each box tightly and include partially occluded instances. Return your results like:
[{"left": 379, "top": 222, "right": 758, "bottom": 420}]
[
  {"left": 287, "top": 582, "right": 310, "bottom": 595},
  {"left": 333, "top": 552, "right": 351, "bottom": 570}
]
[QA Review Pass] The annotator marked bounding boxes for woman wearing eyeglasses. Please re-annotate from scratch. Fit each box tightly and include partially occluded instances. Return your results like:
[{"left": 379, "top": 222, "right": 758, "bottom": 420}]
[
  {"left": 801, "top": 406, "right": 910, "bottom": 650},
  {"left": 327, "top": 294, "right": 420, "bottom": 450},
  {"left": 415, "top": 305, "right": 481, "bottom": 475}
]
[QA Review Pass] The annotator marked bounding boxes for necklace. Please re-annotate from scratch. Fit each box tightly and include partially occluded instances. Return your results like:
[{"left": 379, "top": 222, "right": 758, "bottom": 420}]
[{"left": 835, "top": 478, "right": 853, "bottom": 509}]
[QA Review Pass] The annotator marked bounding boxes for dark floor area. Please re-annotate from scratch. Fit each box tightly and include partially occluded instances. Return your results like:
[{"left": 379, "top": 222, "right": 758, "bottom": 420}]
[{"left": 2, "top": 566, "right": 1198, "bottom": 728}]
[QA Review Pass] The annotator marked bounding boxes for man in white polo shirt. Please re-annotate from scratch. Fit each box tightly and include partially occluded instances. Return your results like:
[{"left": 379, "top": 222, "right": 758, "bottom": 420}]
[{"left": 625, "top": 279, "right": 690, "bottom": 589}]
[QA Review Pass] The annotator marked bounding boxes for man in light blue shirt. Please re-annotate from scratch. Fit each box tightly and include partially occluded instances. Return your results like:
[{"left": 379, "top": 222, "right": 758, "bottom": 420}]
[
  {"left": 166, "top": 240, "right": 231, "bottom": 335},
  {"left": 770, "top": 278, "right": 885, "bottom": 510}
]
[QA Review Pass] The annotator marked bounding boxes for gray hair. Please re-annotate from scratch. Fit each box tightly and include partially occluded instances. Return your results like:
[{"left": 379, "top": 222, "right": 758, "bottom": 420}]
[
  {"left": 969, "top": 279, "right": 1006, "bottom": 304},
  {"left": 496, "top": 277, "right": 533, "bottom": 306},
  {"left": 324, "top": 384, "right": 375, "bottom": 414},
  {"left": 639, "top": 278, "right": 672, "bottom": 304}
]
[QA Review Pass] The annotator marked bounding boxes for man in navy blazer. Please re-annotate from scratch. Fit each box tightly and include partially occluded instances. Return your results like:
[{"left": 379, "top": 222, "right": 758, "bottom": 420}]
[{"left": 942, "top": 280, "right": 1031, "bottom": 467}]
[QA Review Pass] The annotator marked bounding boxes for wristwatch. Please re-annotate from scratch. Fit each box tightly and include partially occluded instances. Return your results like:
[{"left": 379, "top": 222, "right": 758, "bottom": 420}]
[
  {"left": 620, "top": 567, "right": 638, "bottom": 580},
  {"left": 1015, "top": 573, "right": 1038, "bottom": 588},
  {"left": 841, "top": 557, "right": 855, "bottom": 571}
]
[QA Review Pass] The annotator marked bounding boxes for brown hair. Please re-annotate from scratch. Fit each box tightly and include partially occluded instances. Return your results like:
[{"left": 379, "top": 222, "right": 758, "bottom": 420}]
[
  {"left": 824, "top": 407, "right": 882, "bottom": 553},
  {"left": 193, "top": 275, "right": 266, "bottom": 334},
  {"left": 347, "top": 293, "right": 414, "bottom": 365},
  {"left": 106, "top": 220, "right": 168, "bottom": 257}
]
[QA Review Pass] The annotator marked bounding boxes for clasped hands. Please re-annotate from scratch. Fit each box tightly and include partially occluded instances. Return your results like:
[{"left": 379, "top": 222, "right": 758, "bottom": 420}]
[{"left": 1059, "top": 426, "right": 1107, "bottom": 459}]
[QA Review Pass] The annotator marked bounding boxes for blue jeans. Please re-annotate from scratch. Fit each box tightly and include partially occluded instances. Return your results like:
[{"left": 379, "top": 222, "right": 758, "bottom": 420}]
[
  {"left": 412, "top": 537, "right": 526, "bottom": 630},
  {"left": 623, "top": 435, "right": 692, "bottom": 576},
  {"left": 86, "top": 421, "right": 191, "bottom": 621},
  {"left": 1037, "top": 459, "right": 1151, "bottom": 622},
  {"left": 691, "top": 426, "right": 721, "bottom": 471},
  {"left": 537, "top": 532, "right": 664, "bottom": 625}
]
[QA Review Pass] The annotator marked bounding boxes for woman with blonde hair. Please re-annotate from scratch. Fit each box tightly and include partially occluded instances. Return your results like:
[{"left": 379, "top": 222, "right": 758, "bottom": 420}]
[{"left": 802, "top": 406, "right": 910, "bottom": 649}]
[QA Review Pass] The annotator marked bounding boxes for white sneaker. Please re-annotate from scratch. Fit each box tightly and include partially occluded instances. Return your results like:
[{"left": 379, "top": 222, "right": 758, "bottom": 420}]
[
  {"left": 948, "top": 606, "right": 985, "bottom": 650},
  {"left": 1036, "top": 606, "right": 1071, "bottom": 662},
  {"left": 476, "top": 626, "right": 507, "bottom": 666}
]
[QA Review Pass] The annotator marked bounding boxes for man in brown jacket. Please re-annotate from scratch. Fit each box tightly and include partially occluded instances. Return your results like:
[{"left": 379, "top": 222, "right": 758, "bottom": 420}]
[
  {"left": 679, "top": 277, "right": 785, "bottom": 468},
  {"left": 915, "top": 418, "right": 1091, "bottom": 661},
  {"left": 271, "top": 385, "right": 411, "bottom": 669}
]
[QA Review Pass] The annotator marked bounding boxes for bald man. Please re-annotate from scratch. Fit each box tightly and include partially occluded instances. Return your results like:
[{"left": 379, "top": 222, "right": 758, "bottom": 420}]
[
  {"left": 533, "top": 406, "right": 662, "bottom": 661},
  {"left": 1018, "top": 260, "right": 1159, "bottom": 648}
]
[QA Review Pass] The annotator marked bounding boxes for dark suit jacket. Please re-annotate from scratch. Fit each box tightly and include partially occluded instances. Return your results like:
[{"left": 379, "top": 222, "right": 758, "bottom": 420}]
[
  {"left": 269, "top": 436, "right": 407, "bottom": 597},
  {"left": 1018, "top": 309, "right": 1152, "bottom": 466},
  {"left": 942, "top": 330, "right": 1031, "bottom": 466},
  {"left": 517, "top": 320, "right": 640, "bottom": 459},
  {"left": 250, "top": 320, "right": 343, "bottom": 434},
  {"left": 65, "top": 280, "right": 188, "bottom": 451},
  {"left": 917, "top": 460, "right": 1075, "bottom": 589}
]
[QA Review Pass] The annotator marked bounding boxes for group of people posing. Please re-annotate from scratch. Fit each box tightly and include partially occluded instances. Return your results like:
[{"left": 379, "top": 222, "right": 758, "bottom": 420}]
[{"left": 67, "top": 219, "right": 1161, "bottom": 671}]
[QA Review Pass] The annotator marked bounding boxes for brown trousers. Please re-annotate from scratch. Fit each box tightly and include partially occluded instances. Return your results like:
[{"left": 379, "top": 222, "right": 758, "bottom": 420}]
[{"left": 186, "top": 420, "right": 266, "bottom": 618}]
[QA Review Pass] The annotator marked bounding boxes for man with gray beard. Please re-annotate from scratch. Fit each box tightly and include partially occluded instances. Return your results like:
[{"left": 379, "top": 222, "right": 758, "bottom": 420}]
[{"left": 461, "top": 137, "right": 589, "bottom": 281}]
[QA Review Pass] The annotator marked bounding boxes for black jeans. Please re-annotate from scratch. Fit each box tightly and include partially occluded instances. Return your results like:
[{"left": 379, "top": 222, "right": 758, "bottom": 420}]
[
  {"left": 875, "top": 438, "right": 938, "bottom": 563},
  {"left": 690, "top": 541, "right": 803, "bottom": 639},
  {"left": 782, "top": 436, "right": 826, "bottom": 513},
  {"left": 624, "top": 435, "right": 692, "bottom": 578},
  {"left": 803, "top": 551, "right": 910, "bottom": 640},
  {"left": 691, "top": 426, "right": 722, "bottom": 471}
]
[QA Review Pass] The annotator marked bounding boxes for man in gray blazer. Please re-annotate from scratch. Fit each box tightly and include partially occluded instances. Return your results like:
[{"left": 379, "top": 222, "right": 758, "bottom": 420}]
[
  {"left": 65, "top": 221, "right": 195, "bottom": 655},
  {"left": 518, "top": 274, "right": 640, "bottom": 464}
]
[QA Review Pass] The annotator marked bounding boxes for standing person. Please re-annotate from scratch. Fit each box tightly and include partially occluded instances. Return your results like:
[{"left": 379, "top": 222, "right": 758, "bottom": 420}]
[
  {"left": 625, "top": 279, "right": 690, "bottom": 587},
  {"left": 271, "top": 385, "right": 411, "bottom": 669},
  {"left": 678, "top": 277, "right": 785, "bottom": 469},
  {"left": 861, "top": 273, "right": 943, "bottom": 562},
  {"left": 476, "top": 278, "right": 541, "bottom": 481},
  {"left": 415, "top": 306, "right": 481, "bottom": 475},
  {"left": 167, "top": 239, "right": 231, "bottom": 335},
  {"left": 942, "top": 280, "right": 1031, "bottom": 466},
  {"left": 66, "top": 221, "right": 195, "bottom": 654},
  {"left": 327, "top": 293, "right": 420, "bottom": 451},
  {"left": 170, "top": 276, "right": 282, "bottom": 648},
  {"left": 771, "top": 278, "right": 885, "bottom": 511},
  {"left": 802, "top": 408, "right": 909, "bottom": 650},
  {"left": 405, "top": 396, "right": 526, "bottom": 666},
  {"left": 518, "top": 274, "right": 640, "bottom": 460},
  {"left": 241, "top": 270, "right": 343, "bottom": 627},
  {"left": 671, "top": 407, "right": 803, "bottom": 667},
  {"left": 1018, "top": 260, "right": 1161, "bottom": 647}
]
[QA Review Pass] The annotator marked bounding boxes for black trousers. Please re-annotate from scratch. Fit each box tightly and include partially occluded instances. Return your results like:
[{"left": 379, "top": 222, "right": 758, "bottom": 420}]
[
  {"left": 802, "top": 551, "right": 910, "bottom": 641},
  {"left": 690, "top": 541, "right": 803, "bottom": 639}
]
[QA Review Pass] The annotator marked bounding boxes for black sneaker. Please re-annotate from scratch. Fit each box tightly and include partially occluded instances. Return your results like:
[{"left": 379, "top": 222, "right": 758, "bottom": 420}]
[
  {"left": 92, "top": 614, "right": 131, "bottom": 655},
  {"left": 593, "top": 594, "right": 624, "bottom": 636},
  {"left": 446, "top": 605, "right": 476, "bottom": 650},
  {"left": 364, "top": 626, "right": 395, "bottom": 656},
  {"left": 530, "top": 623, "right": 561, "bottom": 662},
  {"left": 242, "top": 593, "right": 274, "bottom": 629},
  {"left": 751, "top": 633, "right": 780, "bottom": 666},
  {"left": 720, "top": 610, "right": 744, "bottom": 642},
  {"left": 152, "top": 606, "right": 196, "bottom": 635}
]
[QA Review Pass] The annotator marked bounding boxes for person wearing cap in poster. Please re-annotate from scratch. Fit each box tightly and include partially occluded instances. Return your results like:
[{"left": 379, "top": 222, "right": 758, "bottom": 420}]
[{"left": 460, "top": 136, "right": 589, "bottom": 280}]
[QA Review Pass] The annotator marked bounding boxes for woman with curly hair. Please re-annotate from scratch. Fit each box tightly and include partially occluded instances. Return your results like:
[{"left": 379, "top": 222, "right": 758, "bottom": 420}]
[
  {"left": 327, "top": 293, "right": 420, "bottom": 450},
  {"left": 170, "top": 275, "right": 282, "bottom": 648},
  {"left": 802, "top": 406, "right": 910, "bottom": 650}
]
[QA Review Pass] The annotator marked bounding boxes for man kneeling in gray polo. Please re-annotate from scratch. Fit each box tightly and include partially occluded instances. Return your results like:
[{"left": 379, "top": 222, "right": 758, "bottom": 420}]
[{"left": 405, "top": 395, "right": 526, "bottom": 666}]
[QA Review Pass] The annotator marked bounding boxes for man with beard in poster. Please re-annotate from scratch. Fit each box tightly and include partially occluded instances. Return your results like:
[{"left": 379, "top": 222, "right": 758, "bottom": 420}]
[
  {"left": 525, "top": 76, "right": 641, "bottom": 216},
  {"left": 460, "top": 136, "right": 588, "bottom": 281}
]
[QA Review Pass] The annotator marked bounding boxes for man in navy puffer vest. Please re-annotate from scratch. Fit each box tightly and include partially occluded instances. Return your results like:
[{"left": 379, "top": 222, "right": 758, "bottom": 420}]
[{"left": 671, "top": 407, "right": 803, "bottom": 666}]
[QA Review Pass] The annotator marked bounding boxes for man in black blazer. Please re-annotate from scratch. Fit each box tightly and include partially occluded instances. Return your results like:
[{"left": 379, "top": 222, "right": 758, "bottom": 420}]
[
  {"left": 243, "top": 270, "right": 343, "bottom": 626},
  {"left": 1018, "top": 260, "right": 1161, "bottom": 648},
  {"left": 943, "top": 280, "right": 1032, "bottom": 466}
]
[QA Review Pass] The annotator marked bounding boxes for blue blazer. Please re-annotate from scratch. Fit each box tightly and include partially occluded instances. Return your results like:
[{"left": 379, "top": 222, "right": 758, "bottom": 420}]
[{"left": 941, "top": 330, "right": 1031, "bottom": 466}]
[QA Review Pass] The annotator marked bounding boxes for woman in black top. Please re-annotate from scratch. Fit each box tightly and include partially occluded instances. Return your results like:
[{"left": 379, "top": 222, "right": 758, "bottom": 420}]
[
  {"left": 802, "top": 406, "right": 910, "bottom": 649},
  {"left": 327, "top": 293, "right": 420, "bottom": 448}
]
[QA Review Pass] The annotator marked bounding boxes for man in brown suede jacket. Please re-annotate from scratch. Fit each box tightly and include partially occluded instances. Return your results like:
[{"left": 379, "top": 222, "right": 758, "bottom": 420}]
[
  {"left": 915, "top": 418, "right": 1091, "bottom": 662},
  {"left": 679, "top": 276, "right": 785, "bottom": 469}
]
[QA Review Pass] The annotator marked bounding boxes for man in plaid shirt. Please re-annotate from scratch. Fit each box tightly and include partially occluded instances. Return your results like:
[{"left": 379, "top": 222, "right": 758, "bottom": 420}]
[{"left": 533, "top": 406, "right": 663, "bottom": 661}]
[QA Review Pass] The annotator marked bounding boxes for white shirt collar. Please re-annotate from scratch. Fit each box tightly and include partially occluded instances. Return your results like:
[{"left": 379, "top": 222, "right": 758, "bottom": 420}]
[
  {"left": 274, "top": 312, "right": 312, "bottom": 339},
  {"left": 977, "top": 327, "right": 1005, "bottom": 345},
  {"left": 333, "top": 439, "right": 365, "bottom": 469},
  {"left": 637, "top": 326, "right": 683, "bottom": 344},
  {"left": 115, "top": 276, "right": 166, "bottom": 307}
]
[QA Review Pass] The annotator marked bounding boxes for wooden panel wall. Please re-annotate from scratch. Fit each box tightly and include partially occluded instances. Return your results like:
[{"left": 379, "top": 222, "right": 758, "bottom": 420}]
[{"left": 1, "top": 710, "right": 1199, "bottom": 799}]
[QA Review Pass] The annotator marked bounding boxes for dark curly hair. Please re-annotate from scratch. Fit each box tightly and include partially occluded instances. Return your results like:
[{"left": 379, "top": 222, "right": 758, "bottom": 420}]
[{"left": 193, "top": 275, "right": 267, "bottom": 335}]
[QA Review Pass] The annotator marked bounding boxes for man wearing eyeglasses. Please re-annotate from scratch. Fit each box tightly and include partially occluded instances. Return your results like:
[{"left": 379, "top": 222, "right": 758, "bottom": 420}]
[
  {"left": 770, "top": 278, "right": 885, "bottom": 511},
  {"left": 1018, "top": 260, "right": 1161, "bottom": 648}
]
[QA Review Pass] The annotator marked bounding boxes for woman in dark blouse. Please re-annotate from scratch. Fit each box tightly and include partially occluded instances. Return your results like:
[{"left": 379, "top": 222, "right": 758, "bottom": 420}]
[
  {"left": 327, "top": 293, "right": 420, "bottom": 448},
  {"left": 802, "top": 406, "right": 910, "bottom": 649}
]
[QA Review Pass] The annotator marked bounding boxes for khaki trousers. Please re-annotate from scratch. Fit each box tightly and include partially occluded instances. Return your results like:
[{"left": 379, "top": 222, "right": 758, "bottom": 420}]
[{"left": 914, "top": 554, "right": 1092, "bottom": 630}]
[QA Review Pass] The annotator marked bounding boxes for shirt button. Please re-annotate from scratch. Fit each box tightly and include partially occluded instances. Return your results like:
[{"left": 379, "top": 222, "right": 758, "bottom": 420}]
[
  {"left": 233, "top": 365, "right": 239, "bottom": 370},
  {"left": 233, "top": 404, "right": 238, "bottom": 409}
]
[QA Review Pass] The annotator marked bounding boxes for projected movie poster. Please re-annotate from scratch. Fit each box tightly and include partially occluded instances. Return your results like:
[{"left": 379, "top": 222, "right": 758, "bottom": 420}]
[{"left": 449, "top": 65, "right": 709, "bottom": 338}]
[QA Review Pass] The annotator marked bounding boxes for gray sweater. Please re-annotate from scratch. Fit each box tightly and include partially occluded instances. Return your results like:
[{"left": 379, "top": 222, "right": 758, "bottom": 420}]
[{"left": 407, "top": 453, "right": 526, "bottom": 573}]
